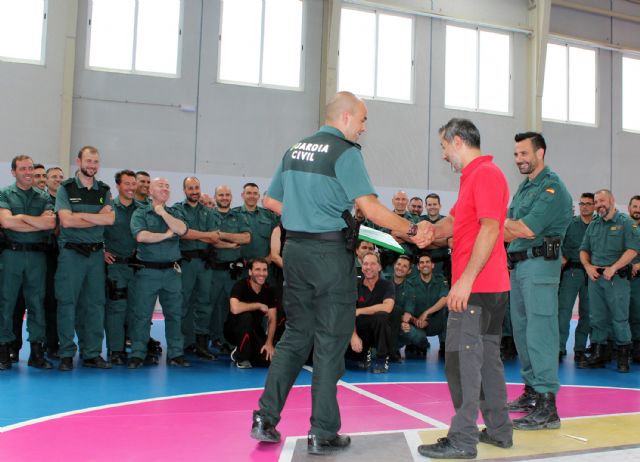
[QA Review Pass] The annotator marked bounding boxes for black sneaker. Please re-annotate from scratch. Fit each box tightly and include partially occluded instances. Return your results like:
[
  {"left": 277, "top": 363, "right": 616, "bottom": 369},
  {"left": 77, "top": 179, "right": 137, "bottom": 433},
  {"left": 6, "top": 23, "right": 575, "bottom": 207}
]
[
  {"left": 371, "top": 357, "right": 389, "bottom": 374},
  {"left": 479, "top": 428, "right": 513, "bottom": 448},
  {"left": 58, "top": 357, "right": 73, "bottom": 371},
  {"left": 508, "top": 384, "right": 537, "bottom": 412},
  {"left": 167, "top": 355, "right": 191, "bottom": 367},
  {"left": 127, "top": 357, "right": 144, "bottom": 369},
  {"left": 417, "top": 437, "right": 477, "bottom": 459},
  {"left": 110, "top": 352, "right": 127, "bottom": 366},
  {"left": 250, "top": 410, "right": 281, "bottom": 443}
]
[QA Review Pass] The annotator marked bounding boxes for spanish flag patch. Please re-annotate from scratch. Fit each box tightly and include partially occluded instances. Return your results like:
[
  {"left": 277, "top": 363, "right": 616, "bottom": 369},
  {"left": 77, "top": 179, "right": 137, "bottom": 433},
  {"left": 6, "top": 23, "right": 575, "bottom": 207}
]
[{"left": 545, "top": 188, "right": 556, "bottom": 194}]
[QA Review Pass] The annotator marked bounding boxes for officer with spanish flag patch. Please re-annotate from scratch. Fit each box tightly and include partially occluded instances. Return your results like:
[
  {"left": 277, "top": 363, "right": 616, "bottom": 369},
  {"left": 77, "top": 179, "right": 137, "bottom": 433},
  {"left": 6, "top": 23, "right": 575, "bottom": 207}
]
[{"left": 503, "top": 132, "right": 572, "bottom": 431}]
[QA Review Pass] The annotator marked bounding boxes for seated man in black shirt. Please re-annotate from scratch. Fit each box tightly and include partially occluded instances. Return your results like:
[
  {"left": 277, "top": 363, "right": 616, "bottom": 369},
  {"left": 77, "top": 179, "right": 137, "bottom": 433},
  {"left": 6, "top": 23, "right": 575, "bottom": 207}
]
[
  {"left": 225, "top": 258, "right": 277, "bottom": 369},
  {"left": 347, "top": 251, "right": 395, "bottom": 373}
]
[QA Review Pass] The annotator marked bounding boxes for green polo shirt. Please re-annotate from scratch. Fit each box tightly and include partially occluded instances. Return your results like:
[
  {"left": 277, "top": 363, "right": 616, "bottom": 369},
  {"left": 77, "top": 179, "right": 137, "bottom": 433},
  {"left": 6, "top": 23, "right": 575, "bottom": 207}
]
[
  {"left": 394, "top": 278, "right": 416, "bottom": 314},
  {"left": 131, "top": 204, "right": 186, "bottom": 263},
  {"left": 211, "top": 208, "right": 250, "bottom": 263},
  {"left": 0, "top": 183, "right": 53, "bottom": 243},
  {"left": 55, "top": 176, "right": 112, "bottom": 245},
  {"left": 561, "top": 215, "right": 591, "bottom": 263},
  {"left": 232, "top": 205, "right": 279, "bottom": 260},
  {"left": 174, "top": 200, "right": 216, "bottom": 252},
  {"left": 268, "top": 125, "right": 377, "bottom": 233},
  {"left": 412, "top": 274, "right": 448, "bottom": 317},
  {"left": 104, "top": 196, "right": 138, "bottom": 258},
  {"left": 580, "top": 211, "right": 640, "bottom": 266},
  {"left": 507, "top": 166, "right": 572, "bottom": 253}
]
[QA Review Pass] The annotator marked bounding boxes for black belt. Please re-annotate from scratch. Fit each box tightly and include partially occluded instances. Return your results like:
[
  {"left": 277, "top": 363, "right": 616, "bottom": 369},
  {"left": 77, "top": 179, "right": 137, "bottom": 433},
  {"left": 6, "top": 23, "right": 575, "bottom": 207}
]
[
  {"left": 211, "top": 261, "right": 235, "bottom": 270},
  {"left": 596, "top": 266, "right": 630, "bottom": 279},
  {"left": 64, "top": 242, "right": 104, "bottom": 257},
  {"left": 563, "top": 261, "right": 584, "bottom": 271},
  {"left": 7, "top": 242, "right": 48, "bottom": 252},
  {"left": 507, "top": 245, "right": 545, "bottom": 265},
  {"left": 138, "top": 260, "right": 178, "bottom": 270},
  {"left": 112, "top": 255, "right": 139, "bottom": 265},
  {"left": 287, "top": 230, "right": 344, "bottom": 241}
]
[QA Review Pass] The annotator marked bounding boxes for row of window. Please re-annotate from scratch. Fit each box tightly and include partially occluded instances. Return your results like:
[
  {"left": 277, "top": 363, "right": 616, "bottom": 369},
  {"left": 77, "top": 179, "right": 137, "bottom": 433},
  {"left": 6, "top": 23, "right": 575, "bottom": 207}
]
[{"left": 1, "top": 0, "right": 639, "bottom": 132}]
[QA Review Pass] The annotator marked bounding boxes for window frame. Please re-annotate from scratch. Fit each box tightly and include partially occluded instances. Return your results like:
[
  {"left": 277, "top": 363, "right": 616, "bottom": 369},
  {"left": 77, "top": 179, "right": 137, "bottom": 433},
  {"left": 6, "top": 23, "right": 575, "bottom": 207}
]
[
  {"left": 443, "top": 23, "right": 513, "bottom": 116},
  {"left": 621, "top": 54, "right": 640, "bottom": 135},
  {"left": 0, "top": 0, "right": 48, "bottom": 66},
  {"left": 85, "top": 0, "right": 184, "bottom": 78},
  {"left": 542, "top": 41, "right": 599, "bottom": 128},
  {"left": 338, "top": 5, "right": 415, "bottom": 104},
  {"left": 216, "top": 0, "right": 306, "bottom": 92}
]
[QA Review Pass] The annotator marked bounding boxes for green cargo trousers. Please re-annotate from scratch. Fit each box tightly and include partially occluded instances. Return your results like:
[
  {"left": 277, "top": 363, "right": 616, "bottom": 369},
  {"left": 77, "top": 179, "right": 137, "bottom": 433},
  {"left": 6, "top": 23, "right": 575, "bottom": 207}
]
[
  {"left": 130, "top": 267, "right": 184, "bottom": 360},
  {"left": 55, "top": 248, "right": 106, "bottom": 359},
  {"left": 629, "top": 277, "right": 640, "bottom": 341},
  {"left": 180, "top": 258, "right": 213, "bottom": 346},
  {"left": 0, "top": 250, "right": 47, "bottom": 343},
  {"left": 557, "top": 267, "right": 590, "bottom": 353},
  {"left": 258, "top": 238, "right": 356, "bottom": 439},
  {"left": 588, "top": 275, "right": 631, "bottom": 345},
  {"left": 509, "top": 257, "right": 560, "bottom": 394},
  {"left": 105, "top": 263, "right": 136, "bottom": 353}
]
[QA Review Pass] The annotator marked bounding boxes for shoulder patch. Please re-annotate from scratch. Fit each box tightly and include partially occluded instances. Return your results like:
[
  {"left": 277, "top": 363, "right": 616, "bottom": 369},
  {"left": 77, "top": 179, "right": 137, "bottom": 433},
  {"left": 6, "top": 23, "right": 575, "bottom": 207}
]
[{"left": 545, "top": 188, "right": 556, "bottom": 194}]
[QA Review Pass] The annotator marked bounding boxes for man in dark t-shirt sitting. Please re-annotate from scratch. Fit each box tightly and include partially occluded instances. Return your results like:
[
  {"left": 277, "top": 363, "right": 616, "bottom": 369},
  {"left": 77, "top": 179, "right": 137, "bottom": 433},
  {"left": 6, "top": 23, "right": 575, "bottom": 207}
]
[
  {"left": 225, "top": 258, "right": 277, "bottom": 369},
  {"left": 347, "top": 251, "right": 395, "bottom": 373}
]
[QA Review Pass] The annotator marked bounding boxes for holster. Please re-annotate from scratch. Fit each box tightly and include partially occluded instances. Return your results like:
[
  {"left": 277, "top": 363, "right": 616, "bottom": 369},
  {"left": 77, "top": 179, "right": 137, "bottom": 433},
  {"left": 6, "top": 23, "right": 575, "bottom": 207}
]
[{"left": 341, "top": 210, "right": 361, "bottom": 253}]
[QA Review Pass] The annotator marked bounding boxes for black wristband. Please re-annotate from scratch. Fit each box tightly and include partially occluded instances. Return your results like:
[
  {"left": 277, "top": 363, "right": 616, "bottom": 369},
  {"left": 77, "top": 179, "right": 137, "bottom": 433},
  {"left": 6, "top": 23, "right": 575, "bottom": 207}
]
[{"left": 407, "top": 223, "right": 418, "bottom": 237}]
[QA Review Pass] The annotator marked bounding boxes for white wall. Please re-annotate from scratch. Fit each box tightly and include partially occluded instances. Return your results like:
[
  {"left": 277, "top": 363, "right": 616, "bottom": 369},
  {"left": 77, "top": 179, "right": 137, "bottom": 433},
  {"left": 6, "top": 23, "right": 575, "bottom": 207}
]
[{"left": 1, "top": 0, "right": 640, "bottom": 211}]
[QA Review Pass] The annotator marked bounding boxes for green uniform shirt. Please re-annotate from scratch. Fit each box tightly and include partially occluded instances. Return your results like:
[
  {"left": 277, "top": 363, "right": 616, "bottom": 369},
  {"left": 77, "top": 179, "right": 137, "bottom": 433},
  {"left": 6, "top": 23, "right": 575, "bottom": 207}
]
[
  {"left": 412, "top": 274, "right": 448, "bottom": 317},
  {"left": 507, "top": 166, "right": 572, "bottom": 253},
  {"left": 371, "top": 211, "right": 416, "bottom": 256},
  {"left": 131, "top": 204, "right": 186, "bottom": 263},
  {"left": 561, "top": 215, "right": 591, "bottom": 263},
  {"left": 174, "top": 200, "right": 216, "bottom": 252},
  {"left": 211, "top": 208, "right": 250, "bottom": 263},
  {"left": 55, "top": 176, "right": 112, "bottom": 245},
  {"left": 104, "top": 196, "right": 139, "bottom": 258},
  {"left": 268, "top": 125, "right": 376, "bottom": 232},
  {"left": 394, "top": 278, "right": 416, "bottom": 314},
  {"left": 0, "top": 183, "right": 53, "bottom": 243},
  {"left": 580, "top": 211, "right": 640, "bottom": 266},
  {"left": 232, "top": 205, "right": 279, "bottom": 259}
]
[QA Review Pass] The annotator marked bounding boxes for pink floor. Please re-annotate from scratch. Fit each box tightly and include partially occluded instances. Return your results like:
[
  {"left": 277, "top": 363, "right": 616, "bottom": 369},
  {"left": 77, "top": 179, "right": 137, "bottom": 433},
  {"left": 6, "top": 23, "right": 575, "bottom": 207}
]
[{"left": 1, "top": 383, "right": 638, "bottom": 462}]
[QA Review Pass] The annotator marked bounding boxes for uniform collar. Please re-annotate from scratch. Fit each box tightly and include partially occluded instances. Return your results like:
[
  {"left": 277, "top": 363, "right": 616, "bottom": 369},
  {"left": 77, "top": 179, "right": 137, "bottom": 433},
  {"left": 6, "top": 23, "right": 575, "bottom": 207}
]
[
  {"left": 8, "top": 182, "right": 36, "bottom": 194},
  {"left": 527, "top": 165, "right": 550, "bottom": 186},
  {"left": 114, "top": 196, "right": 135, "bottom": 209},
  {"left": 461, "top": 155, "right": 492, "bottom": 176},
  {"left": 74, "top": 175, "right": 100, "bottom": 191},
  {"left": 319, "top": 125, "right": 346, "bottom": 139}
]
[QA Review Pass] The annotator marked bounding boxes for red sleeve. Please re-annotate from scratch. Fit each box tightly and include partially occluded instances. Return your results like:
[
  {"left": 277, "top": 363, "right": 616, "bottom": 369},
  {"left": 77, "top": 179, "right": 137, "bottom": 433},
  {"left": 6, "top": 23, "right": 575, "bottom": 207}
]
[
  {"left": 474, "top": 165, "right": 507, "bottom": 221},
  {"left": 450, "top": 202, "right": 457, "bottom": 218}
]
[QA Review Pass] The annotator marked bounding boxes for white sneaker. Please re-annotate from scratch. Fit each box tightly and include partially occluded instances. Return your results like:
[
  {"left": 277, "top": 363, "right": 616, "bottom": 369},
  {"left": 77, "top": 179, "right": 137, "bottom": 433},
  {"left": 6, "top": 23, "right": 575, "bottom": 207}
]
[{"left": 230, "top": 347, "right": 252, "bottom": 369}]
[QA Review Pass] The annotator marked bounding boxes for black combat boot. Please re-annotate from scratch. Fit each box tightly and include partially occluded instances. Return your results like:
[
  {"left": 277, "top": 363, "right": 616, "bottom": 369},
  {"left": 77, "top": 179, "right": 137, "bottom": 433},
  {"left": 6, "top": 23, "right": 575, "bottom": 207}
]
[
  {"left": 577, "top": 343, "right": 607, "bottom": 369},
  {"left": 0, "top": 343, "right": 12, "bottom": 370},
  {"left": 507, "top": 384, "right": 537, "bottom": 412},
  {"left": 28, "top": 342, "right": 53, "bottom": 369},
  {"left": 500, "top": 336, "right": 517, "bottom": 360},
  {"left": 632, "top": 341, "right": 640, "bottom": 364},
  {"left": 513, "top": 392, "right": 560, "bottom": 430},
  {"left": 195, "top": 335, "right": 217, "bottom": 360},
  {"left": 617, "top": 344, "right": 631, "bottom": 373}
]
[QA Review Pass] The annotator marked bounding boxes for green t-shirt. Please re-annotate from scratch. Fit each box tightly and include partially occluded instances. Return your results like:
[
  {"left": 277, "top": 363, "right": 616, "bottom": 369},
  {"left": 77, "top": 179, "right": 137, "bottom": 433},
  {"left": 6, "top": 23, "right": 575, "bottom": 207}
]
[
  {"left": 211, "top": 208, "right": 250, "bottom": 263},
  {"left": 174, "top": 200, "right": 216, "bottom": 252},
  {"left": 104, "top": 196, "right": 138, "bottom": 258},
  {"left": 131, "top": 204, "right": 186, "bottom": 263},
  {"left": 580, "top": 211, "right": 640, "bottom": 266},
  {"left": 394, "top": 278, "right": 416, "bottom": 314},
  {"left": 268, "top": 125, "right": 376, "bottom": 233},
  {"left": 507, "top": 166, "right": 572, "bottom": 253},
  {"left": 232, "top": 205, "right": 279, "bottom": 260},
  {"left": 561, "top": 215, "right": 590, "bottom": 263},
  {"left": 0, "top": 183, "right": 53, "bottom": 243},
  {"left": 412, "top": 274, "right": 448, "bottom": 317}
]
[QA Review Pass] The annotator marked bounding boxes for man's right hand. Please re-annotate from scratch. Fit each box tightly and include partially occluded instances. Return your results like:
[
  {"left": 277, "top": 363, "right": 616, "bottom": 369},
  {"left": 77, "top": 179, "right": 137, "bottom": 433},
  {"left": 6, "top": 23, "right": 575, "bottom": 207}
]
[
  {"left": 411, "top": 221, "right": 435, "bottom": 248},
  {"left": 584, "top": 263, "right": 601, "bottom": 281},
  {"left": 350, "top": 333, "right": 363, "bottom": 353},
  {"left": 104, "top": 250, "right": 115, "bottom": 265}
]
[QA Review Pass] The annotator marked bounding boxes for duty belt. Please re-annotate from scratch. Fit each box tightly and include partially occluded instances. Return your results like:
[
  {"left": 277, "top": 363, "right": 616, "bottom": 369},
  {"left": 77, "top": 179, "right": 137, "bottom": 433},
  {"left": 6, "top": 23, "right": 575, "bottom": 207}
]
[
  {"left": 7, "top": 241, "right": 48, "bottom": 252},
  {"left": 181, "top": 249, "right": 208, "bottom": 261},
  {"left": 138, "top": 260, "right": 178, "bottom": 270},
  {"left": 507, "top": 245, "right": 545, "bottom": 266},
  {"left": 287, "top": 230, "right": 344, "bottom": 241},
  {"left": 112, "top": 255, "right": 141, "bottom": 266},
  {"left": 563, "top": 261, "right": 584, "bottom": 271},
  {"left": 64, "top": 242, "right": 104, "bottom": 257},
  {"left": 596, "top": 266, "right": 631, "bottom": 279}
]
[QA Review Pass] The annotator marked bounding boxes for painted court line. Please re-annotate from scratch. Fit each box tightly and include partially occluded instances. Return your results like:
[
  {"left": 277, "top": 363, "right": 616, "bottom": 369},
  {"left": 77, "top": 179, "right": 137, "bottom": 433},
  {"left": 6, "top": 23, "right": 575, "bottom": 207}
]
[{"left": 302, "top": 365, "right": 449, "bottom": 429}]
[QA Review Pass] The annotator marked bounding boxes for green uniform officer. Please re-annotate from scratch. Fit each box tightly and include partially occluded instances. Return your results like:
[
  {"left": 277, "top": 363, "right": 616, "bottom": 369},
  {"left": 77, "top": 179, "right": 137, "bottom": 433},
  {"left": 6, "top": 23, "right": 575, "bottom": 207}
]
[
  {"left": 627, "top": 195, "right": 640, "bottom": 363},
  {"left": 399, "top": 254, "right": 448, "bottom": 354},
  {"left": 174, "top": 176, "right": 219, "bottom": 360},
  {"left": 579, "top": 189, "right": 640, "bottom": 372},
  {"left": 233, "top": 182, "right": 279, "bottom": 263},
  {"left": 55, "top": 146, "right": 115, "bottom": 371},
  {"left": 505, "top": 132, "right": 572, "bottom": 430},
  {"left": 128, "top": 177, "right": 189, "bottom": 368},
  {"left": 250, "top": 92, "right": 430, "bottom": 454},
  {"left": 103, "top": 170, "right": 140, "bottom": 365},
  {"left": 209, "top": 185, "right": 250, "bottom": 351},
  {"left": 422, "top": 194, "right": 452, "bottom": 283},
  {"left": 389, "top": 254, "right": 415, "bottom": 361},
  {"left": 0, "top": 155, "right": 56, "bottom": 370},
  {"left": 557, "top": 194, "right": 594, "bottom": 362}
]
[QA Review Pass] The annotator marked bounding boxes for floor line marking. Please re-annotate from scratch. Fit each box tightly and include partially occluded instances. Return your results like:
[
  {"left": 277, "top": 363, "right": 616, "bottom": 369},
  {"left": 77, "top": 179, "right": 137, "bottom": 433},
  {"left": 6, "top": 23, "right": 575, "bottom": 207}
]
[{"left": 303, "top": 365, "right": 448, "bottom": 428}]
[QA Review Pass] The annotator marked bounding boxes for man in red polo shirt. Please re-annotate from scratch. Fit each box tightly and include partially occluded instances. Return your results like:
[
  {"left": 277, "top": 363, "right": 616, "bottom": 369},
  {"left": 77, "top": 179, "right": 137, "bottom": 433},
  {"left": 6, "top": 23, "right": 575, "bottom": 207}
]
[{"left": 418, "top": 118, "right": 512, "bottom": 459}]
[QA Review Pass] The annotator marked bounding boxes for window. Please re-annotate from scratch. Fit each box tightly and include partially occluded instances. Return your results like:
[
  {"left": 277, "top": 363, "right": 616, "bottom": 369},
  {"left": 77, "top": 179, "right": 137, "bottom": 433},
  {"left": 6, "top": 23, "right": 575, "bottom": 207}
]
[
  {"left": 444, "top": 24, "right": 511, "bottom": 114},
  {"left": 88, "top": 0, "right": 182, "bottom": 76},
  {"left": 0, "top": 0, "right": 47, "bottom": 64},
  {"left": 623, "top": 56, "right": 640, "bottom": 133},
  {"left": 338, "top": 8, "right": 413, "bottom": 102},
  {"left": 218, "top": 0, "right": 303, "bottom": 89},
  {"left": 542, "top": 43, "right": 596, "bottom": 125}
]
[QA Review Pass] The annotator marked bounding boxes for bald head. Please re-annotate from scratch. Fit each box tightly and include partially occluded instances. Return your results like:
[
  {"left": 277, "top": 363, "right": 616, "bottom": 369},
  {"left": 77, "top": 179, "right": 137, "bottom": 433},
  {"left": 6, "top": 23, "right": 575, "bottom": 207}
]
[
  {"left": 392, "top": 190, "right": 408, "bottom": 214},
  {"left": 324, "top": 91, "right": 368, "bottom": 143},
  {"left": 215, "top": 184, "right": 232, "bottom": 211},
  {"left": 150, "top": 177, "right": 171, "bottom": 204}
]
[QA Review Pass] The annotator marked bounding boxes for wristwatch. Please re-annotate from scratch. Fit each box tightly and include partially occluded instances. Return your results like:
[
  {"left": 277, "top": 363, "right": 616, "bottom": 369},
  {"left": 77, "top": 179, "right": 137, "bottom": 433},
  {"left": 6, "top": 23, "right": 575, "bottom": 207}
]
[{"left": 407, "top": 223, "right": 418, "bottom": 237}]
